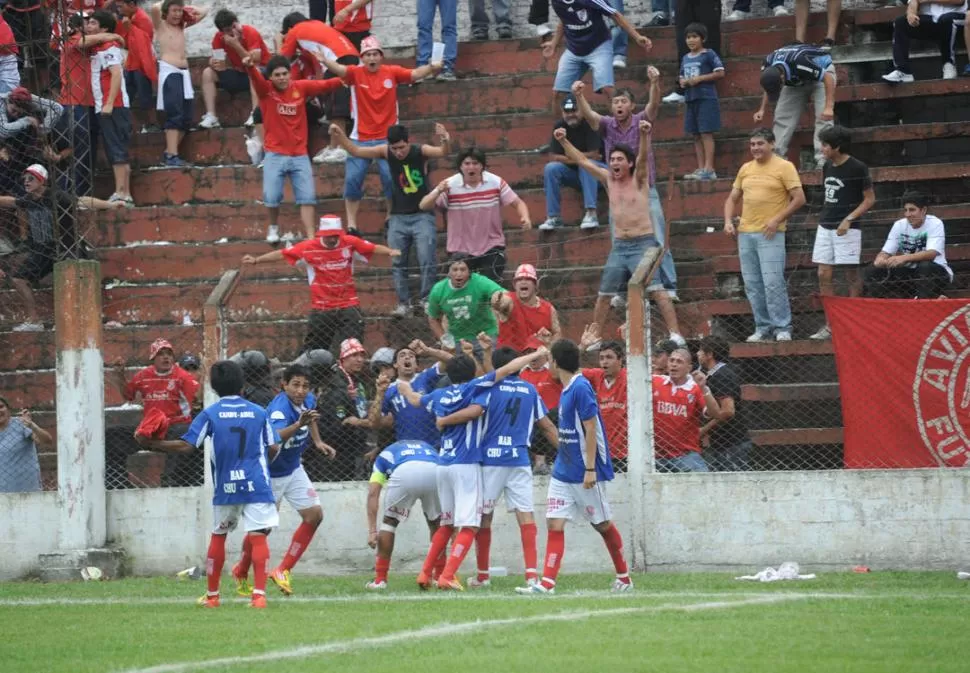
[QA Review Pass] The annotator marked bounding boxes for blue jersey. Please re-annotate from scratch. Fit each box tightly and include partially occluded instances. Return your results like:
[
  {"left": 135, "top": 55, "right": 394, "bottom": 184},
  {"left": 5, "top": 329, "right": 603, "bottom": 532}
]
[
  {"left": 552, "top": 373, "right": 613, "bottom": 484},
  {"left": 182, "top": 396, "right": 279, "bottom": 505},
  {"left": 381, "top": 364, "right": 443, "bottom": 446},
  {"left": 421, "top": 371, "right": 496, "bottom": 466},
  {"left": 552, "top": 0, "right": 616, "bottom": 57},
  {"left": 474, "top": 375, "right": 547, "bottom": 467},
  {"left": 680, "top": 49, "right": 724, "bottom": 102},
  {"left": 763, "top": 44, "right": 832, "bottom": 87},
  {"left": 370, "top": 440, "right": 439, "bottom": 485},
  {"left": 266, "top": 390, "right": 317, "bottom": 478}
]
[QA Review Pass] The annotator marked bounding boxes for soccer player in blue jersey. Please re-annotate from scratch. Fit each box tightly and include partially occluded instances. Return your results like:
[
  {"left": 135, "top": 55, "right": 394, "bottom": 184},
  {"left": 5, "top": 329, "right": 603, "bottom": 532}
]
[
  {"left": 231, "top": 364, "right": 336, "bottom": 597},
  {"left": 141, "top": 360, "right": 281, "bottom": 608},
  {"left": 517, "top": 339, "right": 631, "bottom": 595},
  {"left": 365, "top": 439, "right": 441, "bottom": 590},
  {"left": 397, "top": 346, "right": 550, "bottom": 590},
  {"left": 439, "top": 346, "right": 559, "bottom": 589}
]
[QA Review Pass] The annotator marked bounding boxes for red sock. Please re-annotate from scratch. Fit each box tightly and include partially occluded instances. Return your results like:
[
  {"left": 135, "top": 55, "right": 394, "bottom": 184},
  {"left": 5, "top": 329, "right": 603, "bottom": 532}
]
[
  {"left": 475, "top": 528, "right": 492, "bottom": 581},
  {"left": 235, "top": 534, "right": 252, "bottom": 577},
  {"left": 375, "top": 556, "right": 391, "bottom": 583},
  {"left": 250, "top": 534, "right": 270, "bottom": 595},
  {"left": 540, "top": 530, "right": 565, "bottom": 590},
  {"left": 280, "top": 522, "right": 317, "bottom": 572},
  {"left": 519, "top": 522, "right": 538, "bottom": 581},
  {"left": 441, "top": 528, "right": 476, "bottom": 582},
  {"left": 602, "top": 524, "right": 629, "bottom": 578},
  {"left": 205, "top": 534, "right": 226, "bottom": 595},
  {"left": 433, "top": 548, "right": 447, "bottom": 580},
  {"left": 422, "top": 525, "right": 453, "bottom": 576}
]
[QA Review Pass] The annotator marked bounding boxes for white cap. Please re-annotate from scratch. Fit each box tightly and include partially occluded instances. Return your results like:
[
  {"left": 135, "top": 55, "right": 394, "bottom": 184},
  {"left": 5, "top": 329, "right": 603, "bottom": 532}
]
[{"left": 316, "top": 214, "right": 343, "bottom": 236}]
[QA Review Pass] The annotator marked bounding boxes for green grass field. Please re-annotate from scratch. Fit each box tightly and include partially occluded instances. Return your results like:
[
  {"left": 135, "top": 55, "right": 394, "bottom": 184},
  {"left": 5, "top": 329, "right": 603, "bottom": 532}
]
[{"left": 2, "top": 572, "right": 968, "bottom": 673}]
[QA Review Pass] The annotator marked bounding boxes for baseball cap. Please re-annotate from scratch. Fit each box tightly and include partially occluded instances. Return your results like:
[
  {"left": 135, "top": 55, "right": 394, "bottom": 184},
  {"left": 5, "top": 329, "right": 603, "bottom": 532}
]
[
  {"left": 370, "top": 347, "right": 396, "bottom": 368},
  {"left": 7, "top": 86, "right": 31, "bottom": 105},
  {"left": 360, "top": 35, "right": 384, "bottom": 56},
  {"left": 24, "top": 164, "right": 48, "bottom": 184},
  {"left": 654, "top": 339, "right": 678, "bottom": 356},
  {"left": 514, "top": 263, "right": 538, "bottom": 283},
  {"left": 178, "top": 353, "right": 201, "bottom": 371},
  {"left": 760, "top": 65, "right": 783, "bottom": 102},
  {"left": 561, "top": 93, "right": 578, "bottom": 111},
  {"left": 339, "top": 338, "right": 367, "bottom": 360},
  {"left": 316, "top": 214, "right": 343, "bottom": 237},
  {"left": 149, "top": 338, "right": 175, "bottom": 361}
]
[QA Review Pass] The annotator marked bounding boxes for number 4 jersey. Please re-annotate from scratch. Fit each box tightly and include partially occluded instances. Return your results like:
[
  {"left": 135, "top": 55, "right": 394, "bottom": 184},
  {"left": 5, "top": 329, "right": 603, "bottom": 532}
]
[
  {"left": 474, "top": 374, "right": 547, "bottom": 467},
  {"left": 182, "top": 395, "right": 280, "bottom": 506}
]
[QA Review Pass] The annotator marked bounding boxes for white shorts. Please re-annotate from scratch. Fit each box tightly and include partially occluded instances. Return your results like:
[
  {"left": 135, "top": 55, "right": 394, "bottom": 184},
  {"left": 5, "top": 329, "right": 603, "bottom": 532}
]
[
  {"left": 482, "top": 465, "right": 534, "bottom": 515},
  {"left": 212, "top": 502, "right": 280, "bottom": 535},
  {"left": 812, "top": 227, "right": 862, "bottom": 266},
  {"left": 384, "top": 460, "right": 441, "bottom": 522},
  {"left": 545, "top": 477, "right": 612, "bottom": 525},
  {"left": 271, "top": 465, "right": 321, "bottom": 512},
  {"left": 436, "top": 463, "right": 483, "bottom": 528}
]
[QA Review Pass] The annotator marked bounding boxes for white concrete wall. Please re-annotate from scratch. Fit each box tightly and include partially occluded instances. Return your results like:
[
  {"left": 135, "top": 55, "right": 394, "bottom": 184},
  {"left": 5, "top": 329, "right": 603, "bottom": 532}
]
[{"left": 1, "top": 491, "right": 61, "bottom": 580}]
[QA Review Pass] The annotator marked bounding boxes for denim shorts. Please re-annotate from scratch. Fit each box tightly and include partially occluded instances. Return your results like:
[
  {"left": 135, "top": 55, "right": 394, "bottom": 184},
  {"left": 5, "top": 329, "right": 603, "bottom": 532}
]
[
  {"left": 598, "top": 234, "right": 663, "bottom": 295},
  {"left": 100, "top": 107, "right": 131, "bottom": 165},
  {"left": 343, "top": 138, "right": 392, "bottom": 200},
  {"left": 262, "top": 152, "right": 316, "bottom": 207},
  {"left": 553, "top": 39, "right": 614, "bottom": 93},
  {"left": 684, "top": 97, "right": 721, "bottom": 135}
]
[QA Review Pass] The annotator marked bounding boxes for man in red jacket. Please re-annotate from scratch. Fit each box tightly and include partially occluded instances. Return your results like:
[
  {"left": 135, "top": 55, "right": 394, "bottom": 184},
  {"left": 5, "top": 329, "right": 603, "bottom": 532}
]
[
  {"left": 496, "top": 264, "right": 562, "bottom": 351},
  {"left": 117, "top": 0, "right": 159, "bottom": 133}
]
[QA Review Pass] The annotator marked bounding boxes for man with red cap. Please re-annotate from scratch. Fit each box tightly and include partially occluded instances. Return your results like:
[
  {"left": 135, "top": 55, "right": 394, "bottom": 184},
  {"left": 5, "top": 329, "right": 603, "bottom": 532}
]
[
  {"left": 0, "top": 85, "right": 62, "bottom": 196},
  {"left": 0, "top": 164, "right": 123, "bottom": 332},
  {"left": 319, "top": 36, "right": 441, "bottom": 234},
  {"left": 496, "top": 263, "right": 562, "bottom": 352},
  {"left": 316, "top": 337, "right": 372, "bottom": 481},
  {"left": 242, "top": 215, "right": 400, "bottom": 354}
]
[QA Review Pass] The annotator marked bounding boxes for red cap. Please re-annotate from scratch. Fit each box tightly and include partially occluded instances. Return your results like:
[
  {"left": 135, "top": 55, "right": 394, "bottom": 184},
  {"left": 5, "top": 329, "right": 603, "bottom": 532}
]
[
  {"left": 339, "top": 338, "right": 367, "bottom": 360},
  {"left": 524, "top": 336, "right": 543, "bottom": 351},
  {"left": 7, "top": 87, "right": 31, "bottom": 105},
  {"left": 149, "top": 338, "right": 175, "bottom": 361},
  {"left": 514, "top": 264, "right": 538, "bottom": 283},
  {"left": 360, "top": 36, "right": 384, "bottom": 56}
]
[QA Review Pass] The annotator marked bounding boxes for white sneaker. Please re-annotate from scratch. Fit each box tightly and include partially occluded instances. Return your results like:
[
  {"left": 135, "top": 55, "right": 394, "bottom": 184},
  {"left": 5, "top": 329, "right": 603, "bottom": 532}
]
[
  {"left": 580, "top": 213, "right": 599, "bottom": 229},
  {"left": 613, "top": 55, "right": 627, "bottom": 69},
  {"left": 245, "top": 111, "right": 255, "bottom": 127},
  {"left": 773, "top": 5, "right": 789, "bottom": 16},
  {"left": 775, "top": 330, "right": 792, "bottom": 342},
  {"left": 882, "top": 69, "right": 914, "bottom": 83},
  {"left": 662, "top": 91, "right": 686, "bottom": 104},
  {"left": 668, "top": 332, "right": 687, "bottom": 346},
  {"left": 266, "top": 225, "right": 281, "bottom": 244},
  {"left": 12, "top": 321, "right": 43, "bottom": 332},
  {"left": 364, "top": 580, "right": 387, "bottom": 590},
  {"left": 610, "top": 295, "right": 627, "bottom": 309},
  {"left": 539, "top": 217, "right": 562, "bottom": 231},
  {"left": 809, "top": 325, "right": 831, "bottom": 340},
  {"left": 515, "top": 583, "right": 553, "bottom": 595},
  {"left": 466, "top": 577, "right": 492, "bottom": 589},
  {"left": 312, "top": 146, "right": 335, "bottom": 164},
  {"left": 958, "top": 571, "right": 970, "bottom": 580},
  {"left": 536, "top": 23, "right": 552, "bottom": 38},
  {"left": 943, "top": 63, "right": 958, "bottom": 80},
  {"left": 391, "top": 304, "right": 410, "bottom": 318},
  {"left": 725, "top": 9, "right": 750, "bottom": 20},
  {"left": 323, "top": 147, "right": 348, "bottom": 164},
  {"left": 198, "top": 113, "right": 220, "bottom": 129},
  {"left": 611, "top": 578, "right": 633, "bottom": 593},
  {"left": 746, "top": 330, "right": 771, "bottom": 343}
]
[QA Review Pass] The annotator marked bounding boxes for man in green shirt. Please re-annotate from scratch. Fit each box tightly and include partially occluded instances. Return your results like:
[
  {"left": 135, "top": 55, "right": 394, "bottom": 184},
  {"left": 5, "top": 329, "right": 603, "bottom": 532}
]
[{"left": 427, "top": 256, "right": 512, "bottom": 345}]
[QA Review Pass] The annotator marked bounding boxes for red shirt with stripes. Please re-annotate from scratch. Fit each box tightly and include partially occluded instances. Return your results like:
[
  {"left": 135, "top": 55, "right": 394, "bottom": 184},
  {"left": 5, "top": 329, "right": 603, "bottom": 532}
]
[
  {"left": 281, "top": 234, "right": 377, "bottom": 310},
  {"left": 436, "top": 171, "right": 518, "bottom": 257},
  {"left": 127, "top": 365, "right": 200, "bottom": 423},
  {"left": 651, "top": 374, "right": 706, "bottom": 459}
]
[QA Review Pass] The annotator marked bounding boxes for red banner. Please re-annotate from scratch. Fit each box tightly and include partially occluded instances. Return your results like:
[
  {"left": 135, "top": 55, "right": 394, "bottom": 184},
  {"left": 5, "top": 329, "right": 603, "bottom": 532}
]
[{"left": 824, "top": 296, "right": 970, "bottom": 468}]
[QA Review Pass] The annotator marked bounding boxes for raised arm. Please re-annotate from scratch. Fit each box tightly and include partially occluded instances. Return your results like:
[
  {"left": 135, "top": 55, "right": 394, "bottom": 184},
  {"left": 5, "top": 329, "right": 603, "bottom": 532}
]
[
  {"left": 318, "top": 53, "right": 349, "bottom": 79},
  {"left": 645, "top": 66, "right": 661, "bottom": 122},
  {"left": 420, "top": 177, "right": 449, "bottom": 212},
  {"left": 611, "top": 10, "right": 651, "bottom": 52},
  {"left": 241, "top": 249, "right": 286, "bottom": 265},
  {"left": 570, "top": 80, "right": 602, "bottom": 129},
  {"left": 553, "top": 127, "right": 609, "bottom": 184},
  {"left": 635, "top": 120, "right": 652, "bottom": 188},
  {"left": 436, "top": 404, "right": 484, "bottom": 429},
  {"left": 367, "top": 373, "right": 395, "bottom": 430},
  {"left": 411, "top": 62, "right": 444, "bottom": 81},
  {"left": 493, "top": 348, "right": 550, "bottom": 383},
  {"left": 410, "top": 339, "right": 452, "bottom": 364},
  {"left": 330, "top": 123, "right": 387, "bottom": 158},
  {"left": 150, "top": 2, "right": 162, "bottom": 29},
  {"left": 421, "top": 123, "right": 450, "bottom": 159},
  {"left": 395, "top": 380, "right": 424, "bottom": 408}
]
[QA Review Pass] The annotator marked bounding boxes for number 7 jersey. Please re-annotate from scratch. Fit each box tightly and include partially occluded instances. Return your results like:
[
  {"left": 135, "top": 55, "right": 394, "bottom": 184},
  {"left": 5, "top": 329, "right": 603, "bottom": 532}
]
[
  {"left": 182, "top": 395, "right": 280, "bottom": 506},
  {"left": 474, "top": 374, "right": 548, "bottom": 467}
]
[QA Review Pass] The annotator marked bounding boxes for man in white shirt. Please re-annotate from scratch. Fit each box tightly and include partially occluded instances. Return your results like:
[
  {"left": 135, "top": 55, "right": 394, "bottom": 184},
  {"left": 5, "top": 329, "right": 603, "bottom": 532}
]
[{"left": 865, "top": 191, "right": 953, "bottom": 299}]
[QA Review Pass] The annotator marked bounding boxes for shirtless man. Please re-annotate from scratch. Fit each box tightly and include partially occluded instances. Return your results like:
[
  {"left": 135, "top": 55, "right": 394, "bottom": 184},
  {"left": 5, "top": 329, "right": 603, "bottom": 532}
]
[
  {"left": 151, "top": 0, "right": 207, "bottom": 167},
  {"left": 555, "top": 120, "right": 683, "bottom": 348}
]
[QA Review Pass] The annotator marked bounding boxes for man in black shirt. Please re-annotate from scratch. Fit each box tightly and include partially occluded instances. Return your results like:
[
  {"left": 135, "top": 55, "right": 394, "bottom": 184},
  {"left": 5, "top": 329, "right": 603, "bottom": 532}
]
[
  {"left": 329, "top": 121, "right": 450, "bottom": 318},
  {"left": 0, "top": 164, "right": 123, "bottom": 331},
  {"left": 539, "top": 93, "right": 604, "bottom": 231},
  {"left": 697, "top": 335, "right": 750, "bottom": 471},
  {"left": 810, "top": 126, "right": 875, "bottom": 340},
  {"left": 314, "top": 337, "right": 372, "bottom": 482}
]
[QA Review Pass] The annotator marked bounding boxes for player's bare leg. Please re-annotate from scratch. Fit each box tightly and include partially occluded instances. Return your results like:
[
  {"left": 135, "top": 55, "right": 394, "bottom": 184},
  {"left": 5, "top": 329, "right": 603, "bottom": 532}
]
[
  {"left": 271, "top": 505, "right": 323, "bottom": 595},
  {"left": 299, "top": 204, "right": 316, "bottom": 239},
  {"left": 650, "top": 290, "right": 681, "bottom": 338},
  {"left": 593, "top": 519, "right": 632, "bottom": 592}
]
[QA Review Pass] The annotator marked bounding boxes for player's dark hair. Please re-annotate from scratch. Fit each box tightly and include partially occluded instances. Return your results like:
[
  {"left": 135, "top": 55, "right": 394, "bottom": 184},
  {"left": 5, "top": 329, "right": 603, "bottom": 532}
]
[
  {"left": 214, "top": 8, "right": 237, "bottom": 32},
  {"left": 901, "top": 191, "right": 929, "bottom": 210},
  {"left": 68, "top": 12, "right": 84, "bottom": 32},
  {"left": 456, "top": 147, "right": 487, "bottom": 170},
  {"left": 448, "top": 254, "right": 470, "bottom": 271},
  {"left": 446, "top": 354, "right": 478, "bottom": 384},
  {"left": 394, "top": 347, "right": 416, "bottom": 364},
  {"left": 698, "top": 335, "right": 730, "bottom": 363},
  {"left": 266, "top": 55, "right": 290, "bottom": 77},
  {"left": 0, "top": 395, "right": 9, "bottom": 410},
  {"left": 684, "top": 22, "right": 708, "bottom": 42},
  {"left": 491, "top": 347, "right": 520, "bottom": 371},
  {"left": 90, "top": 9, "right": 116, "bottom": 31},
  {"left": 818, "top": 124, "right": 851, "bottom": 154},
  {"left": 282, "top": 364, "right": 311, "bottom": 384},
  {"left": 609, "top": 144, "right": 637, "bottom": 170},
  {"left": 612, "top": 87, "right": 636, "bottom": 104},
  {"left": 550, "top": 339, "right": 580, "bottom": 374},
  {"left": 750, "top": 127, "right": 775, "bottom": 144},
  {"left": 387, "top": 125, "right": 409, "bottom": 145},
  {"left": 161, "top": 0, "right": 184, "bottom": 19},
  {"left": 281, "top": 11, "right": 307, "bottom": 35},
  {"left": 210, "top": 360, "right": 246, "bottom": 397},
  {"left": 600, "top": 341, "right": 625, "bottom": 361}
]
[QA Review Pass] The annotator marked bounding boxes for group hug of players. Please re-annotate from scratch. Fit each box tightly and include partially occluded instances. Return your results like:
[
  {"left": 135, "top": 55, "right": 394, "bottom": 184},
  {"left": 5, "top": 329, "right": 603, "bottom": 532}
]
[{"left": 142, "top": 334, "right": 631, "bottom": 607}]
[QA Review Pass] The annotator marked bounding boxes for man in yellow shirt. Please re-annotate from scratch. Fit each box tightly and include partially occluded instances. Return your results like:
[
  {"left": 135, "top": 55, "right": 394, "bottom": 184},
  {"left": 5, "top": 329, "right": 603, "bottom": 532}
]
[{"left": 722, "top": 128, "right": 806, "bottom": 342}]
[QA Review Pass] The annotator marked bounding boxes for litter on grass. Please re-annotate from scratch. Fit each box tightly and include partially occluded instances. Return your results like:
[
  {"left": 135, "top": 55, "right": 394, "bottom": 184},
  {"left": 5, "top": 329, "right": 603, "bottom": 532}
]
[{"left": 736, "top": 562, "right": 816, "bottom": 582}]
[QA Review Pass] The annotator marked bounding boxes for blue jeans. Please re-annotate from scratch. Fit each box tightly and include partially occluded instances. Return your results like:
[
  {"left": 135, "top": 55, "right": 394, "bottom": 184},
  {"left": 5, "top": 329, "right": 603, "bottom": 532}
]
[
  {"left": 609, "top": 0, "right": 627, "bottom": 58},
  {"left": 388, "top": 212, "right": 438, "bottom": 304},
  {"left": 599, "top": 235, "right": 663, "bottom": 294},
  {"left": 543, "top": 161, "right": 603, "bottom": 216},
  {"left": 344, "top": 139, "right": 393, "bottom": 200},
  {"left": 417, "top": 0, "right": 458, "bottom": 71},
  {"left": 738, "top": 232, "right": 792, "bottom": 334},
  {"left": 60, "top": 105, "right": 98, "bottom": 196},
  {"left": 263, "top": 152, "right": 316, "bottom": 207},
  {"left": 656, "top": 452, "right": 710, "bottom": 473},
  {"left": 470, "top": 0, "right": 511, "bottom": 32},
  {"left": 706, "top": 440, "right": 752, "bottom": 472},
  {"left": 650, "top": 187, "right": 678, "bottom": 292},
  {"left": 553, "top": 39, "right": 615, "bottom": 93}
]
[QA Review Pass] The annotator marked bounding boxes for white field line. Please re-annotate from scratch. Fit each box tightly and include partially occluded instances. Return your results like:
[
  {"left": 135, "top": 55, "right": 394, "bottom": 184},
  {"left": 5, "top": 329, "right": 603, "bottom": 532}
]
[{"left": 116, "top": 595, "right": 804, "bottom": 673}]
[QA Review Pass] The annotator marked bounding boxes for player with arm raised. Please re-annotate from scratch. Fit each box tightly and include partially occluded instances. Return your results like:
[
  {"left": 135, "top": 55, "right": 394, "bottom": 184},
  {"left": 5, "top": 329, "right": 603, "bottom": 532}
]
[
  {"left": 517, "top": 339, "right": 631, "bottom": 595},
  {"left": 138, "top": 360, "right": 281, "bottom": 608}
]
